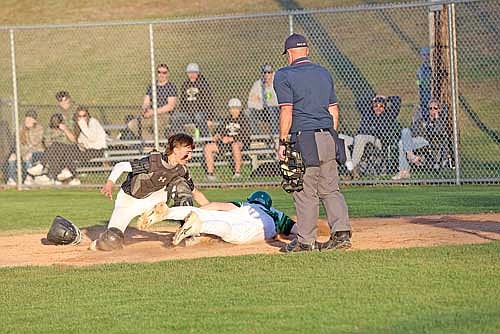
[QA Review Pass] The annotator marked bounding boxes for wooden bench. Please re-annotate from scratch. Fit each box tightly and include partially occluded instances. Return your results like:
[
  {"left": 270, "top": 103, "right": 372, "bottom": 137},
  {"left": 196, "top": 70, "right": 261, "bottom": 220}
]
[{"left": 76, "top": 135, "right": 277, "bottom": 174}]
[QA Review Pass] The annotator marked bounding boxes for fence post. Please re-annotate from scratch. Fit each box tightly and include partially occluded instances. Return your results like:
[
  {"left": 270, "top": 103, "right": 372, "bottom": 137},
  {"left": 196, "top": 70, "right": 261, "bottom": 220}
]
[
  {"left": 9, "top": 29, "right": 22, "bottom": 190},
  {"left": 148, "top": 23, "right": 159, "bottom": 150},
  {"left": 288, "top": 14, "right": 294, "bottom": 35},
  {"left": 447, "top": 3, "right": 460, "bottom": 185}
]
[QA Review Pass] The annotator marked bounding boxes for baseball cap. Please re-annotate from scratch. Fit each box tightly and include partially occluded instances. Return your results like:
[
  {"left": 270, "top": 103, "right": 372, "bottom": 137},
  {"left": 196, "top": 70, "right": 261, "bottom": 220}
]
[
  {"left": 372, "top": 95, "right": 387, "bottom": 104},
  {"left": 228, "top": 98, "right": 242, "bottom": 108},
  {"left": 262, "top": 64, "right": 273, "bottom": 73},
  {"left": 282, "top": 33, "right": 308, "bottom": 54},
  {"left": 25, "top": 109, "right": 38, "bottom": 119},
  {"left": 186, "top": 63, "right": 200, "bottom": 73}
]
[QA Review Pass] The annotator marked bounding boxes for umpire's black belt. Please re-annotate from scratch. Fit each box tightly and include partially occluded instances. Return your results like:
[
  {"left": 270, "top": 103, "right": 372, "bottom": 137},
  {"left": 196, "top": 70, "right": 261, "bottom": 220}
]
[{"left": 293, "top": 128, "right": 331, "bottom": 135}]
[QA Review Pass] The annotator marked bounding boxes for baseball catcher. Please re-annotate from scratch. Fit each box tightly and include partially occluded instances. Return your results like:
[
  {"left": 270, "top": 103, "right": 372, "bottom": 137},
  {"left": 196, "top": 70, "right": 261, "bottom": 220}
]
[
  {"left": 46, "top": 215, "right": 82, "bottom": 245},
  {"left": 90, "top": 133, "right": 210, "bottom": 251}
]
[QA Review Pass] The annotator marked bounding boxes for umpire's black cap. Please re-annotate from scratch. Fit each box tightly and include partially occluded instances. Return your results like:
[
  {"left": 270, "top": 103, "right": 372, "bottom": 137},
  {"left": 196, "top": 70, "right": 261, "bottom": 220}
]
[{"left": 282, "top": 33, "right": 308, "bottom": 54}]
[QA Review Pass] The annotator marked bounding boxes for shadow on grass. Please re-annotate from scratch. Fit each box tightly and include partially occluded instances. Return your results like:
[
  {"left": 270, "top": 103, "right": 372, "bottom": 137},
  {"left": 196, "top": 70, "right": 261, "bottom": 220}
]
[{"left": 408, "top": 215, "right": 500, "bottom": 241}]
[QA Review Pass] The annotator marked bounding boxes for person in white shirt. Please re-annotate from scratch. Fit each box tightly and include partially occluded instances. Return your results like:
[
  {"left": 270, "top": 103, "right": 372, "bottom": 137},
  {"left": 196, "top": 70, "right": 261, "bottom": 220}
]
[
  {"left": 75, "top": 106, "right": 107, "bottom": 149},
  {"left": 74, "top": 105, "right": 108, "bottom": 163},
  {"left": 246, "top": 63, "right": 279, "bottom": 135}
]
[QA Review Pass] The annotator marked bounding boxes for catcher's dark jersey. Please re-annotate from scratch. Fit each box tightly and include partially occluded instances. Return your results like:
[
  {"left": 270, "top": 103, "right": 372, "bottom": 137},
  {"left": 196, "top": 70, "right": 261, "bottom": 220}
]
[
  {"left": 231, "top": 201, "right": 295, "bottom": 235},
  {"left": 121, "top": 153, "right": 194, "bottom": 197}
]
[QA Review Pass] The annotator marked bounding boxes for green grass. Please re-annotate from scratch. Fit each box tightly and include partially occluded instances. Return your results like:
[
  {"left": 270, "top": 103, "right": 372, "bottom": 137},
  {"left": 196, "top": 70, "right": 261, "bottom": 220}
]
[
  {"left": 1, "top": 186, "right": 499, "bottom": 333},
  {"left": 1, "top": 184, "right": 499, "bottom": 233},
  {"left": 1, "top": 242, "right": 499, "bottom": 333}
]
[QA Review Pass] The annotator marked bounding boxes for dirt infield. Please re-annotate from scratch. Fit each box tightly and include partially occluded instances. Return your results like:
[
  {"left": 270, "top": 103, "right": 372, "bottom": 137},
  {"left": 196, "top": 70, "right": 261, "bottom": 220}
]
[{"left": 1, "top": 213, "right": 499, "bottom": 267}]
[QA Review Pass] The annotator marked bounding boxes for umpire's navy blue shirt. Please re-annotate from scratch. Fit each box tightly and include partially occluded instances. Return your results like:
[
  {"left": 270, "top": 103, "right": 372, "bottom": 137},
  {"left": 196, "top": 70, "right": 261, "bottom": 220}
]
[{"left": 273, "top": 57, "right": 338, "bottom": 133}]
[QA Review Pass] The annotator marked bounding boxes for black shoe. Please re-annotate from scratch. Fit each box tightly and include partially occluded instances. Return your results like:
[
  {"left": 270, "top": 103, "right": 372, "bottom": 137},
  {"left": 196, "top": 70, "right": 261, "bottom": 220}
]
[
  {"left": 280, "top": 238, "right": 318, "bottom": 253},
  {"left": 319, "top": 231, "right": 352, "bottom": 251}
]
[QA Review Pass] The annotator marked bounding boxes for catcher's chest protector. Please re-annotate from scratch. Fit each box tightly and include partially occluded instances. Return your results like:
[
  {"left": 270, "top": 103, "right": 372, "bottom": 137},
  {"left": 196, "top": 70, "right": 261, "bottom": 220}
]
[{"left": 130, "top": 152, "right": 185, "bottom": 199}]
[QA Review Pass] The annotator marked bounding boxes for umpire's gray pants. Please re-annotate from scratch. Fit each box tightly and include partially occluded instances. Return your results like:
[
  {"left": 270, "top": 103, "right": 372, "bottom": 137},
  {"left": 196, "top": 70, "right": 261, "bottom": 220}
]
[{"left": 293, "top": 132, "right": 351, "bottom": 244}]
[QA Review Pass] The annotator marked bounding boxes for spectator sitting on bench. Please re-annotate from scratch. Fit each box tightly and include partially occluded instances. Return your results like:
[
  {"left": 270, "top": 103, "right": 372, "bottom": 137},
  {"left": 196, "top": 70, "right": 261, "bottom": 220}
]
[
  {"left": 119, "top": 115, "right": 141, "bottom": 141},
  {"left": 392, "top": 99, "right": 449, "bottom": 180},
  {"left": 174, "top": 63, "right": 215, "bottom": 138},
  {"left": 27, "top": 113, "right": 81, "bottom": 186},
  {"left": 204, "top": 98, "right": 251, "bottom": 181},
  {"left": 73, "top": 105, "right": 108, "bottom": 162},
  {"left": 1, "top": 120, "right": 14, "bottom": 184},
  {"left": 348, "top": 94, "right": 401, "bottom": 178},
  {"left": 6, "top": 110, "right": 44, "bottom": 186},
  {"left": 127, "top": 63, "right": 177, "bottom": 141}
]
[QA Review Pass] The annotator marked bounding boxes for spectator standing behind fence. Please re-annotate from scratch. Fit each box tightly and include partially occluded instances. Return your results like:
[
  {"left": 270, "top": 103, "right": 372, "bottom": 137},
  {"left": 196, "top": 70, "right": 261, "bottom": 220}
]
[
  {"left": 417, "top": 47, "right": 432, "bottom": 119},
  {"left": 27, "top": 113, "right": 81, "bottom": 186},
  {"left": 175, "top": 63, "right": 215, "bottom": 138},
  {"left": 274, "top": 33, "right": 351, "bottom": 252},
  {"left": 204, "top": 98, "right": 251, "bottom": 181},
  {"left": 247, "top": 63, "right": 279, "bottom": 135},
  {"left": 128, "top": 64, "right": 177, "bottom": 140},
  {"left": 73, "top": 106, "right": 108, "bottom": 161},
  {"left": 348, "top": 95, "right": 401, "bottom": 178},
  {"left": 392, "top": 100, "right": 449, "bottom": 180},
  {"left": 5, "top": 110, "right": 44, "bottom": 186}
]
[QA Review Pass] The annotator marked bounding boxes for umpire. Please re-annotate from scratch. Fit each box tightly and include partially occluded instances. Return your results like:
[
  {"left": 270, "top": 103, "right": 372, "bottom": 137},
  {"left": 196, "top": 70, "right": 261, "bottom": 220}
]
[{"left": 274, "top": 33, "right": 352, "bottom": 252}]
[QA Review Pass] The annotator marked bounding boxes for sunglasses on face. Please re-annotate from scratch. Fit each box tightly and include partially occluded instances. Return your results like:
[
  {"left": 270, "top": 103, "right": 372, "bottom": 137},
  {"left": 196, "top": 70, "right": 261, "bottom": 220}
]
[
  {"left": 157, "top": 70, "right": 168, "bottom": 74},
  {"left": 264, "top": 71, "right": 272, "bottom": 74}
]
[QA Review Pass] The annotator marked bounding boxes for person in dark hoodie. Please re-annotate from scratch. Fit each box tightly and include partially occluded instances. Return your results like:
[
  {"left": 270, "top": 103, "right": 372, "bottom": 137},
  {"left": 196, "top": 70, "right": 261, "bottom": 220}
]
[
  {"left": 173, "top": 63, "right": 215, "bottom": 138},
  {"left": 350, "top": 94, "right": 401, "bottom": 177}
]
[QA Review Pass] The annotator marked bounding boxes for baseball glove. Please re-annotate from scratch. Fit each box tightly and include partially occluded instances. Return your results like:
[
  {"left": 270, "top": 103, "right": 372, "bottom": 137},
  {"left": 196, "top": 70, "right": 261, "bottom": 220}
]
[{"left": 137, "top": 202, "right": 169, "bottom": 230}]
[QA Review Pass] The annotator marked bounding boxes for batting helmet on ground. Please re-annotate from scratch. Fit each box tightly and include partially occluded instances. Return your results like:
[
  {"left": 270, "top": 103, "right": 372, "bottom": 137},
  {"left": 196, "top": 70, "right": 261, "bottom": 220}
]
[{"left": 46, "top": 216, "right": 82, "bottom": 245}]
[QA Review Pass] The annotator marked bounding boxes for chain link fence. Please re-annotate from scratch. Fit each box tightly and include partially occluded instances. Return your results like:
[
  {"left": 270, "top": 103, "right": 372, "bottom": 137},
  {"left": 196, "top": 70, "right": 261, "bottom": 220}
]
[{"left": 0, "top": 0, "right": 498, "bottom": 188}]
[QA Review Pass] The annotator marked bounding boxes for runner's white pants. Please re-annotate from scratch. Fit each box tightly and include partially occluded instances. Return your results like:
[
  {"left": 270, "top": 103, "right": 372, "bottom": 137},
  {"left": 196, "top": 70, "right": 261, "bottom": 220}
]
[{"left": 165, "top": 205, "right": 277, "bottom": 244}]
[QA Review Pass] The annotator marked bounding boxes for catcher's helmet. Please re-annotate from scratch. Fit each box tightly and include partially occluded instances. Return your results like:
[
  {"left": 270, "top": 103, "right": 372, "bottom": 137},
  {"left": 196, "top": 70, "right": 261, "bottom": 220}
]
[
  {"left": 247, "top": 191, "right": 272, "bottom": 210},
  {"left": 46, "top": 216, "right": 82, "bottom": 245}
]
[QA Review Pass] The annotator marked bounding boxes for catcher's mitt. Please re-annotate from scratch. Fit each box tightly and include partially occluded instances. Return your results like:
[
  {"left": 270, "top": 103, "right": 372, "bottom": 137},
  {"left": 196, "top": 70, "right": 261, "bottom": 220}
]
[
  {"left": 280, "top": 140, "right": 305, "bottom": 193},
  {"left": 46, "top": 216, "right": 82, "bottom": 245},
  {"left": 137, "top": 202, "right": 169, "bottom": 230}
]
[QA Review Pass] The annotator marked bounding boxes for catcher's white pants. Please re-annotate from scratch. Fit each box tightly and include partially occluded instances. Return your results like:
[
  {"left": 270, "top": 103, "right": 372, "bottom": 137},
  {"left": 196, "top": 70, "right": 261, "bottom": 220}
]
[
  {"left": 165, "top": 205, "right": 277, "bottom": 244},
  {"left": 108, "top": 188, "right": 169, "bottom": 232}
]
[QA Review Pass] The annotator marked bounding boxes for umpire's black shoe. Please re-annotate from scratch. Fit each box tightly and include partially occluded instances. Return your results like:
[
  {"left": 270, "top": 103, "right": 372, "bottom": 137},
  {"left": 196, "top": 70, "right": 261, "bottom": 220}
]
[
  {"left": 319, "top": 231, "right": 352, "bottom": 251},
  {"left": 280, "top": 238, "right": 319, "bottom": 253}
]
